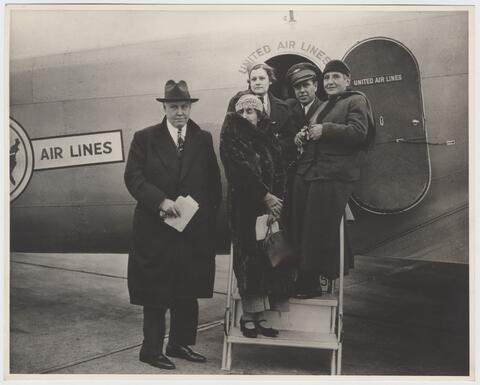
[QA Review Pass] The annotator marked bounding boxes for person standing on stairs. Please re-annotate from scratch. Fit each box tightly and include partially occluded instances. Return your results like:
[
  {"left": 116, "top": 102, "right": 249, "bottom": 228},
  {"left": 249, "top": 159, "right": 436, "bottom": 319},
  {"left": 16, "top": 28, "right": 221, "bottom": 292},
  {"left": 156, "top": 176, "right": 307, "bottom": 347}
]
[
  {"left": 288, "top": 60, "right": 375, "bottom": 299},
  {"left": 220, "top": 94, "right": 294, "bottom": 338}
]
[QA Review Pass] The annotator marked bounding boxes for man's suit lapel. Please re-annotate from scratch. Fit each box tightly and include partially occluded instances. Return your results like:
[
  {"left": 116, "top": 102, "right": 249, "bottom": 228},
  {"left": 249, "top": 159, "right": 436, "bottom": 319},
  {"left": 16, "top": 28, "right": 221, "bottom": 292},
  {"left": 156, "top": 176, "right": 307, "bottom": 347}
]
[
  {"left": 305, "top": 97, "right": 322, "bottom": 123},
  {"left": 179, "top": 120, "right": 201, "bottom": 181},
  {"left": 152, "top": 118, "right": 181, "bottom": 178},
  {"left": 292, "top": 102, "right": 305, "bottom": 126}
]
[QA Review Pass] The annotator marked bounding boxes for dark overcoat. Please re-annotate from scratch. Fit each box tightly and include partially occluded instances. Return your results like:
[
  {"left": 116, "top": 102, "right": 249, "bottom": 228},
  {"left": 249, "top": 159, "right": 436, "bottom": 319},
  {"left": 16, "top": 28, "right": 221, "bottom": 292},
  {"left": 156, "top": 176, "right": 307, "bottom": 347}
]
[
  {"left": 291, "top": 91, "right": 375, "bottom": 278},
  {"left": 124, "top": 117, "right": 222, "bottom": 307},
  {"left": 286, "top": 96, "right": 323, "bottom": 132},
  {"left": 283, "top": 96, "right": 324, "bottom": 237},
  {"left": 296, "top": 91, "right": 375, "bottom": 182},
  {"left": 220, "top": 112, "right": 293, "bottom": 298},
  {"left": 227, "top": 90, "right": 297, "bottom": 168}
]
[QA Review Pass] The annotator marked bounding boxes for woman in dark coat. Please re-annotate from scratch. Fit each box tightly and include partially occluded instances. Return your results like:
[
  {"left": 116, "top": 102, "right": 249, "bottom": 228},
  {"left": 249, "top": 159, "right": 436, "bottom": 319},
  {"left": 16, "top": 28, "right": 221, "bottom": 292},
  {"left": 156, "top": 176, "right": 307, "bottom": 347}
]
[
  {"left": 220, "top": 94, "right": 293, "bottom": 338},
  {"left": 292, "top": 60, "right": 375, "bottom": 290}
]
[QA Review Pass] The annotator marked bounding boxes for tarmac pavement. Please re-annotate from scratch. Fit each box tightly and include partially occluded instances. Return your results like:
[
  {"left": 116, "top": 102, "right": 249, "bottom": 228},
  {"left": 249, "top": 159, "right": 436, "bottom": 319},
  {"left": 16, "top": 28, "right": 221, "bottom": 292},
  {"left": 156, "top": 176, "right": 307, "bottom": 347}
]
[{"left": 9, "top": 252, "right": 470, "bottom": 377}]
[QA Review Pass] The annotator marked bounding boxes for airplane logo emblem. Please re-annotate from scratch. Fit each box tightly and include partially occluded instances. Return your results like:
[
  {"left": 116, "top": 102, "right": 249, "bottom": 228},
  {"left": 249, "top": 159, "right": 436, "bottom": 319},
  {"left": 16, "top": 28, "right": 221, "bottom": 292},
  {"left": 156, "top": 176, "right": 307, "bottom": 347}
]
[{"left": 10, "top": 117, "right": 35, "bottom": 202}]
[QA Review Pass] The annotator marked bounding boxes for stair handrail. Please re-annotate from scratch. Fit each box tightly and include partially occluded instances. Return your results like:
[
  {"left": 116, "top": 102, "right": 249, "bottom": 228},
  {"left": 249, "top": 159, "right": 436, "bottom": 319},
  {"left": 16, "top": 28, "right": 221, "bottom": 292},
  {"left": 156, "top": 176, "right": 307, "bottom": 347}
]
[
  {"left": 224, "top": 242, "right": 235, "bottom": 335},
  {"left": 338, "top": 216, "right": 345, "bottom": 343}
]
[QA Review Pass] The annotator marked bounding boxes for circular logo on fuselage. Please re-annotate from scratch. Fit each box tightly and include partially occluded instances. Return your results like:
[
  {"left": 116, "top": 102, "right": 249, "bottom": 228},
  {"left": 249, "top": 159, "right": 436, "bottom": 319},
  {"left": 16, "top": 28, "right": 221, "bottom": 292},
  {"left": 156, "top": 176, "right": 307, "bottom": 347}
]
[{"left": 10, "top": 118, "right": 34, "bottom": 202}]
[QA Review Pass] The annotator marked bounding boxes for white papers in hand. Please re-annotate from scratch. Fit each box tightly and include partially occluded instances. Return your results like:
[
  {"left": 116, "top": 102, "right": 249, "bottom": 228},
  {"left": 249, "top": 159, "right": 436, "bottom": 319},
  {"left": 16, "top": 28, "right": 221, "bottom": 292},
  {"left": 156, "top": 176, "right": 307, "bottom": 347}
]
[
  {"left": 164, "top": 195, "right": 199, "bottom": 232},
  {"left": 255, "top": 215, "right": 280, "bottom": 240}
]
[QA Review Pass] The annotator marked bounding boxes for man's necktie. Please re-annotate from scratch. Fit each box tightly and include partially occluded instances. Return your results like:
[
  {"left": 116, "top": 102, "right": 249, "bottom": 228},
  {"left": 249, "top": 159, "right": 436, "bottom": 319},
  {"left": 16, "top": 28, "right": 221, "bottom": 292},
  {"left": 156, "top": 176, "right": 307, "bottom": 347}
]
[
  {"left": 177, "top": 128, "right": 184, "bottom": 156},
  {"left": 301, "top": 105, "right": 307, "bottom": 127}
]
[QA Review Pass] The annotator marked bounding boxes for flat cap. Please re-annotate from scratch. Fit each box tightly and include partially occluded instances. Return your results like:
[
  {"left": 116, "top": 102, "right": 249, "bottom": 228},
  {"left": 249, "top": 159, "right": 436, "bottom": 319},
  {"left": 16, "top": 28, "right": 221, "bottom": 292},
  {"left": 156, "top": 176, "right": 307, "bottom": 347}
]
[
  {"left": 323, "top": 60, "right": 351, "bottom": 77},
  {"left": 286, "top": 62, "right": 318, "bottom": 86}
]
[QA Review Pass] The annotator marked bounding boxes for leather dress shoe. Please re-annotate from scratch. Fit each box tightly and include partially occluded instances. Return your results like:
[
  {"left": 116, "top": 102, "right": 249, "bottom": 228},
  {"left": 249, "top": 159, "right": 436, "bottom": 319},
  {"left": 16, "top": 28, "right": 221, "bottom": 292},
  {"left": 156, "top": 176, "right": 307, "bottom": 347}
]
[
  {"left": 139, "top": 351, "right": 176, "bottom": 370},
  {"left": 166, "top": 345, "right": 207, "bottom": 363},
  {"left": 255, "top": 319, "right": 278, "bottom": 337},
  {"left": 239, "top": 317, "right": 258, "bottom": 338}
]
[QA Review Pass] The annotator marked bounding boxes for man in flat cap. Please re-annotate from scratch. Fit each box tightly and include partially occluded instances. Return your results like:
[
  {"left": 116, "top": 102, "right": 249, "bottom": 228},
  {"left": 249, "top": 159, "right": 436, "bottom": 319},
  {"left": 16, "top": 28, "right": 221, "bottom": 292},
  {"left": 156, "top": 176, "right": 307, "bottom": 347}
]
[
  {"left": 285, "top": 62, "right": 323, "bottom": 133},
  {"left": 124, "top": 80, "right": 222, "bottom": 369},
  {"left": 287, "top": 60, "right": 375, "bottom": 299},
  {"left": 285, "top": 62, "right": 324, "bottom": 298}
]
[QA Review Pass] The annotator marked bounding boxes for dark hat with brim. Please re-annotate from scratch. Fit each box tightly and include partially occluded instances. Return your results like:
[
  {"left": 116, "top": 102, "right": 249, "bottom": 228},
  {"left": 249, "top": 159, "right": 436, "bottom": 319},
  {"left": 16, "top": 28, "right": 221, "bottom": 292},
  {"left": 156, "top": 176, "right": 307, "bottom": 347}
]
[
  {"left": 323, "top": 60, "right": 351, "bottom": 77},
  {"left": 286, "top": 62, "right": 318, "bottom": 86},
  {"left": 156, "top": 80, "right": 199, "bottom": 103}
]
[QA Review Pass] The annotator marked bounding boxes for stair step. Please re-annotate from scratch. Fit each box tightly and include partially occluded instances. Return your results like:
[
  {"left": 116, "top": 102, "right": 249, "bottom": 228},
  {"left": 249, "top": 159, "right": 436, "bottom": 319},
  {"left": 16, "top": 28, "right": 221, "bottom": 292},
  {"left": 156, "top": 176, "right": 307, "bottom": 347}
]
[
  {"left": 232, "top": 293, "right": 338, "bottom": 307},
  {"left": 232, "top": 293, "right": 337, "bottom": 333},
  {"left": 289, "top": 294, "right": 338, "bottom": 306},
  {"left": 227, "top": 327, "right": 340, "bottom": 349}
]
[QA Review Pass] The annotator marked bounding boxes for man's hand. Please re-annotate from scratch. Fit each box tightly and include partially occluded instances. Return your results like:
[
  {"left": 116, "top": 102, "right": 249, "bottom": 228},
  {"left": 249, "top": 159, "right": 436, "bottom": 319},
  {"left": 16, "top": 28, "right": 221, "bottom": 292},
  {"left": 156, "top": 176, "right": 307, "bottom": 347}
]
[
  {"left": 294, "top": 131, "right": 305, "bottom": 147},
  {"left": 294, "top": 128, "right": 309, "bottom": 147},
  {"left": 264, "top": 192, "right": 283, "bottom": 219},
  {"left": 159, "top": 198, "right": 180, "bottom": 218},
  {"left": 308, "top": 124, "right": 323, "bottom": 140}
]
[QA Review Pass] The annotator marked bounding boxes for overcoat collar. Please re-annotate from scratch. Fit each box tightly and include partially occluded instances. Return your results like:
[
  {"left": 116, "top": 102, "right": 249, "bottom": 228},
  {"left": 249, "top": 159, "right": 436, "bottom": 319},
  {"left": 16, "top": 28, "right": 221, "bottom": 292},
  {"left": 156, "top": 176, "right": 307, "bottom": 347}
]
[
  {"left": 293, "top": 96, "right": 322, "bottom": 126},
  {"left": 179, "top": 118, "right": 202, "bottom": 181},
  {"left": 268, "top": 92, "right": 282, "bottom": 122},
  {"left": 304, "top": 97, "right": 322, "bottom": 123},
  {"left": 226, "top": 112, "right": 277, "bottom": 151},
  {"left": 152, "top": 117, "right": 202, "bottom": 181}
]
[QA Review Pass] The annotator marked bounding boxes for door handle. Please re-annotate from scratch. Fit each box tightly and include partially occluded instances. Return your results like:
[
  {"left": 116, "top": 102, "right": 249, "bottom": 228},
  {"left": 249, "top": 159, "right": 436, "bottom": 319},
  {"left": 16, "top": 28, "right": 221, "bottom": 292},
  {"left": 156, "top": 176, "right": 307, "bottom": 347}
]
[
  {"left": 379, "top": 116, "right": 384, "bottom": 127},
  {"left": 411, "top": 119, "right": 420, "bottom": 126}
]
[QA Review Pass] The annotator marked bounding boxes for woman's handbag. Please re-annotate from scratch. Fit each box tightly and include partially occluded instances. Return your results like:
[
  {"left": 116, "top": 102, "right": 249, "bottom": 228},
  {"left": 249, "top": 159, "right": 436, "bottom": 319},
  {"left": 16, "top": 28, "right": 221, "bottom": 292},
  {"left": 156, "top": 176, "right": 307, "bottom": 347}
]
[{"left": 263, "top": 223, "right": 293, "bottom": 268}]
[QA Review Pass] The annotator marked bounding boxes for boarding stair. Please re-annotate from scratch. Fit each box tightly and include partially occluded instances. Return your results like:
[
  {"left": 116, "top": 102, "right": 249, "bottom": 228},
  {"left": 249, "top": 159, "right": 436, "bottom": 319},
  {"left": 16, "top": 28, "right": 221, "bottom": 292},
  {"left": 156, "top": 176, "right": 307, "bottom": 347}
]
[{"left": 221, "top": 215, "right": 348, "bottom": 374}]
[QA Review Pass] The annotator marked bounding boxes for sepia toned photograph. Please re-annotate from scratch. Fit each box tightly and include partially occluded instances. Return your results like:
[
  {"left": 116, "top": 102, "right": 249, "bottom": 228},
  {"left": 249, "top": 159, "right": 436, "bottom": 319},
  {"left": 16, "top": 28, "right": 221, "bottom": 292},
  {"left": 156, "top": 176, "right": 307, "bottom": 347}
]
[{"left": 6, "top": 3, "right": 473, "bottom": 381}]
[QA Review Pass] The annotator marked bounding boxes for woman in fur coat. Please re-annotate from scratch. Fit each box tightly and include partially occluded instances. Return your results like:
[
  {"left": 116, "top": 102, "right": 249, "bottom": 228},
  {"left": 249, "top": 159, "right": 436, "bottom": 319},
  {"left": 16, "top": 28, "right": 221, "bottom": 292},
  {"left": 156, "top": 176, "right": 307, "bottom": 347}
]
[{"left": 220, "top": 94, "right": 294, "bottom": 339}]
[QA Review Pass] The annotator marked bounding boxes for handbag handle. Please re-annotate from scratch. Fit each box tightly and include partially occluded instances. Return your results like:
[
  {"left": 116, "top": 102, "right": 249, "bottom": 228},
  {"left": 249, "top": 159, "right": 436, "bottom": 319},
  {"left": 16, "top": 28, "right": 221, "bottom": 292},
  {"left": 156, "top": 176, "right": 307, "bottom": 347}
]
[
  {"left": 265, "top": 223, "right": 272, "bottom": 238},
  {"left": 264, "top": 219, "right": 277, "bottom": 239}
]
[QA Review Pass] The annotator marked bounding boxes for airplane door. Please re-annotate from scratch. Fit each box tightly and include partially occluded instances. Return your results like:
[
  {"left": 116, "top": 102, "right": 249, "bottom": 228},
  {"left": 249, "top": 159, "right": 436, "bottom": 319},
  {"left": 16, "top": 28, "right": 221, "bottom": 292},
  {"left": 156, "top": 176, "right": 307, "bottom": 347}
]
[
  {"left": 266, "top": 54, "right": 327, "bottom": 101},
  {"left": 343, "top": 38, "right": 430, "bottom": 214}
]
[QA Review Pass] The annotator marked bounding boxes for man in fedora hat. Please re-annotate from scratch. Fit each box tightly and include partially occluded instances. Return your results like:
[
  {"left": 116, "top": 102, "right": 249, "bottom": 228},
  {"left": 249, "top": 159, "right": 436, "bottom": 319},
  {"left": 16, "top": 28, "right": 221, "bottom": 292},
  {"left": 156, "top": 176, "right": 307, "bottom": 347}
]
[
  {"left": 287, "top": 60, "right": 375, "bottom": 299},
  {"left": 124, "top": 80, "right": 222, "bottom": 370}
]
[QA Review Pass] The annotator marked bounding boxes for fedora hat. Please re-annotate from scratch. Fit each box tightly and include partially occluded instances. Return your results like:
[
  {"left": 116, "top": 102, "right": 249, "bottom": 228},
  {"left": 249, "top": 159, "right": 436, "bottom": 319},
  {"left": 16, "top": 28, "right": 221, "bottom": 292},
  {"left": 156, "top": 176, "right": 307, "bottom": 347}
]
[{"left": 156, "top": 80, "right": 199, "bottom": 103}]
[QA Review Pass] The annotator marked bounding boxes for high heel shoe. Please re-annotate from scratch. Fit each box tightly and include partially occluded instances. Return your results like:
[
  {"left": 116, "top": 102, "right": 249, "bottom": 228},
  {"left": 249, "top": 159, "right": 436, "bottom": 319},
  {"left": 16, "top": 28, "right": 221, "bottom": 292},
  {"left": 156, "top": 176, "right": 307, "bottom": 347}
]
[
  {"left": 255, "top": 319, "right": 279, "bottom": 337},
  {"left": 239, "top": 317, "right": 258, "bottom": 338}
]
